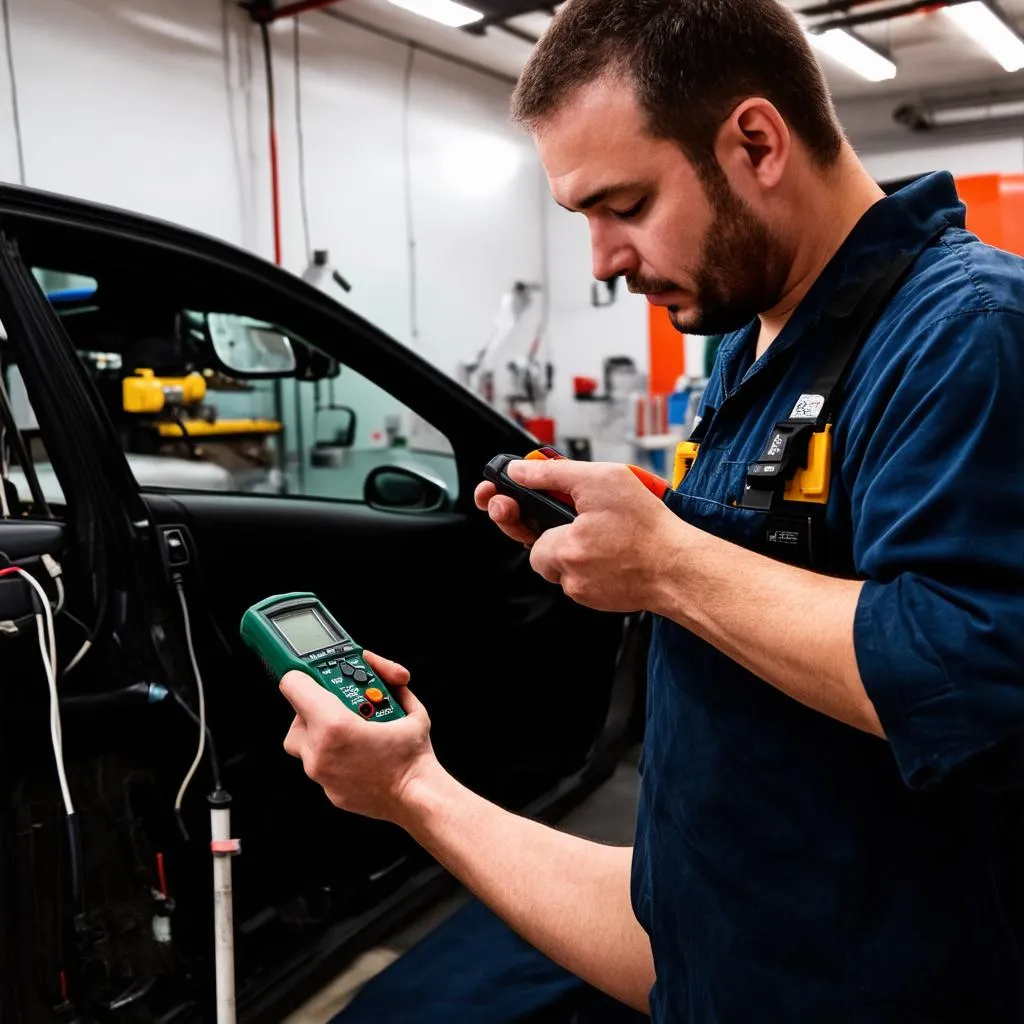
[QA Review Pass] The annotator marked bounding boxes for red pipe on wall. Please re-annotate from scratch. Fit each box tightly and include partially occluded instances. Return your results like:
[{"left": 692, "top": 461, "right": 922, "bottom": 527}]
[{"left": 258, "top": 22, "right": 283, "bottom": 266}]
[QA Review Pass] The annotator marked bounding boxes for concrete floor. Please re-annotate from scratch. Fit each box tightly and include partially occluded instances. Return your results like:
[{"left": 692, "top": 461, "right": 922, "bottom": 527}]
[{"left": 283, "top": 746, "right": 642, "bottom": 1024}]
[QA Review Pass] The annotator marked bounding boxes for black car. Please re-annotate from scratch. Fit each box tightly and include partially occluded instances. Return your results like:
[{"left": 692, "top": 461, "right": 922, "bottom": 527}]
[{"left": 0, "top": 186, "right": 645, "bottom": 1023}]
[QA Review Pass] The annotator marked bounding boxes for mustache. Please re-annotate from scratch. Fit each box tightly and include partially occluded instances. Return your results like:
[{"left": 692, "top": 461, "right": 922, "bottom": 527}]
[{"left": 625, "top": 273, "right": 681, "bottom": 295}]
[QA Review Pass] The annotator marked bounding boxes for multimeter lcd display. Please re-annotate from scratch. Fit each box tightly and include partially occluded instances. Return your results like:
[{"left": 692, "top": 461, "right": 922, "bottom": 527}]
[{"left": 272, "top": 608, "right": 338, "bottom": 656}]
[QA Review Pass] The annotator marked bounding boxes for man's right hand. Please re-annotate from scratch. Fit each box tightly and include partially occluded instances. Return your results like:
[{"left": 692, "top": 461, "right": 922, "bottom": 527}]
[
  {"left": 282, "top": 646, "right": 654, "bottom": 1014},
  {"left": 280, "top": 652, "right": 435, "bottom": 822},
  {"left": 474, "top": 480, "right": 540, "bottom": 547}
]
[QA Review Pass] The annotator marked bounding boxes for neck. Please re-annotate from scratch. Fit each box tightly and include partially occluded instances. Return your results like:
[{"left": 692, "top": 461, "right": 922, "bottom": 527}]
[{"left": 756, "top": 145, "right": 884, "bottom": 356}]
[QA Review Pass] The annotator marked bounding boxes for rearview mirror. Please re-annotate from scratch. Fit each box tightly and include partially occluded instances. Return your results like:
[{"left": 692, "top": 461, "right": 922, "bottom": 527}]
[
  {"left": 205, "top": 313, "right": 298, "bottom": 377},
  {"left": 364, "top": 465, "right": 450, "bottom": 513}
]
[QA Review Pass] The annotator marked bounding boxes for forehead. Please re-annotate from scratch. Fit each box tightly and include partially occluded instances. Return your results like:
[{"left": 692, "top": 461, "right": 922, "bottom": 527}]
[{"left": 534, "top": 78, "right": 694, "bottom": 208}]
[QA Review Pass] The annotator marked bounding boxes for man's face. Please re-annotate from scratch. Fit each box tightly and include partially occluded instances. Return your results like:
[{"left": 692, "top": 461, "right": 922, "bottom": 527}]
[{"left": 537, "top": 78, "right": 792, "bottom": 335}]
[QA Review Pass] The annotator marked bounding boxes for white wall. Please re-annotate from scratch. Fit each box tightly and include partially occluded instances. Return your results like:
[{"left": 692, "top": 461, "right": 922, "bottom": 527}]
[
  {"left": 542, "top": 199, "right": 651, "bottom": 440},
  {"left": 857, "top": 136, "right": 1024, "bottom": 184},
  {"left": 0, "top": 0, "right": 546, "bottom": 449}
]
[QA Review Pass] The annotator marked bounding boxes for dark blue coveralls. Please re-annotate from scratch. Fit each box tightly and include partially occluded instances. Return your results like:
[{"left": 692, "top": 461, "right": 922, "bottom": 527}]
[{"left": 632, "top": 172, "right": 1024, "bottom": 1022}]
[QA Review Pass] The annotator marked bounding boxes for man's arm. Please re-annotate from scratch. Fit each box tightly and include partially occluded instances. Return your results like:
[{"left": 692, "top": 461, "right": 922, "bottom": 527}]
[
  {"left": 280, "top": 666, "right": 654, "bottom": 1014},
  {"left": 486, "top": 464, "right": 884, "bottom": 739},
  {"left": 398, "top": 764, "right": 654, "bottom": 1013},
  {"left": 652, "top": 524, "right": 883, "bottom": 737}
]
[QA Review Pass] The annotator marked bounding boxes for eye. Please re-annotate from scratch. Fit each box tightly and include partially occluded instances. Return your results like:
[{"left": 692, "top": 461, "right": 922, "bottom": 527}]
[{"left": 611, "top": 198, "right": 646, "bottom": 221}]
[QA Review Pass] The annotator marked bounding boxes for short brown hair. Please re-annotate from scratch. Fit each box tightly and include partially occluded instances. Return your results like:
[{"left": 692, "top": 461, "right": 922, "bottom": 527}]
[{"left": 512, "top": 0, "right": 843, "bottom": 175}]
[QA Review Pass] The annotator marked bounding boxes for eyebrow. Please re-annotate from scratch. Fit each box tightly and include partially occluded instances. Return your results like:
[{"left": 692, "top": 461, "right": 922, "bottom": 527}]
[{"left": 557, "top": 182, "right": 647, "bottom": 213}]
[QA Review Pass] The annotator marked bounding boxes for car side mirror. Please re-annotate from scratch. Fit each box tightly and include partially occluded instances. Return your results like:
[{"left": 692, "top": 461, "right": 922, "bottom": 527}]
[
  {"left": 364, "top": 465, "right": 450, "bottom": 513},
  {"left": 311, "top": 406, "right": 357, "bottom": 468}
]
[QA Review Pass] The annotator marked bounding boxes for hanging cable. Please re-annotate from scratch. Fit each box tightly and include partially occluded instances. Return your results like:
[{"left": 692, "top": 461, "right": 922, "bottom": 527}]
[
  {"left": 293, "top": 18, "right": 313, "bottom": 261},
  {"left": 173, "top": 580, "right": 207, "bottom": 834},
  {"left": 402, "top": 45, "right": 420, "bottom": 345},
  {"left": 62, "top": 638, "right": 92, "bottom": 675},
  {"left": 259, "top": 21, "right": 284, "bottom": 266},
  {"left": 169, "top": 689, "right": 222, "bottom": 792},
  {"left": 1, "top": 0, "right": 25, "bottom": 185},
  {"left": 0, "top": 564, "right": 87, "bottom": 921},
  {"left": 0, "top": 566, "right": 71, "bottom": 812}
]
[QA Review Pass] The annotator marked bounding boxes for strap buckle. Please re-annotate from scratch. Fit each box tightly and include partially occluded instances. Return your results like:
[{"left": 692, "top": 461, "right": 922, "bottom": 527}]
[{"left": 741, "top": 421, "right": 816, "bottom": 512}]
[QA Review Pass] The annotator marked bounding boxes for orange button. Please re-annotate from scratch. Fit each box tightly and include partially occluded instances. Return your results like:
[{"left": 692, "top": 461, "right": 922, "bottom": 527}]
[{"left": 364, "top": 688, "right": 384, "bottom": 703}]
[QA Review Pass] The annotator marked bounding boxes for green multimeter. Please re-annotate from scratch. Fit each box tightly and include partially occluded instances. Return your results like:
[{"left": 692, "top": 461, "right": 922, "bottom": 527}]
[{"left": 240, "top": 593, "right": 405, "bottom": 722}]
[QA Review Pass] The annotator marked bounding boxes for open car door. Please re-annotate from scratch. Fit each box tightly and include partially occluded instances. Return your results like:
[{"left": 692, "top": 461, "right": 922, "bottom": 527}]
[{"left": 0, "top": 186, "right": 646, "bottom": 1023}]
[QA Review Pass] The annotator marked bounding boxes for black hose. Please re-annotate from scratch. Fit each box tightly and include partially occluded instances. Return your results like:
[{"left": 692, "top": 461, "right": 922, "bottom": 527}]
[{"left": 65, "top": 812, "right": 83, "bottom": 914}]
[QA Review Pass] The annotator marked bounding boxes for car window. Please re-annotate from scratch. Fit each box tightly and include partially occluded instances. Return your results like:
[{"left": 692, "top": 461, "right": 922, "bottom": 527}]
[{"left": 24, "top": 270, "right": 458, "bottom": 506}]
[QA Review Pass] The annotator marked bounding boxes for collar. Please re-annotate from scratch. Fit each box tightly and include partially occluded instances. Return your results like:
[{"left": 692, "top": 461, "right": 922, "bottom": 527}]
[{"left": 719, "top": 171, "right": 965, "bottom": 396}]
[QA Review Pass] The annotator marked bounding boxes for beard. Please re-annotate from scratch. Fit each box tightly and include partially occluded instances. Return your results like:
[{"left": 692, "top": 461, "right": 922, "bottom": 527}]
[{"left": 627, "top": 173, "right": 790, "bottom": 337}]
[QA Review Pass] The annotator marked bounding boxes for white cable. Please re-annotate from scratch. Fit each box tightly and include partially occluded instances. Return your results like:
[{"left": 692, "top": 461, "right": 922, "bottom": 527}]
[
  {"left": 54, "top": 576, "right": 64, "bottom": 614},
  {"left": 35, "top": 613, "right": 72, "bottom": 813},
  {"left": 174, "top": 581, "right": 207, "bottom": 815},
  {"left": 17, "top": 566, "right": 56, "bottom": 680},
  {"left": 8, "top": 566, "right": 72, "bottom": 814},
  {"left": 62, "top": 639, "right": 92, "bottom": 676}
]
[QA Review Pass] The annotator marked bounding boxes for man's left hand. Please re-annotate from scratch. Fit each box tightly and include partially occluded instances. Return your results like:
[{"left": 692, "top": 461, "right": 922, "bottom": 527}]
[{"left": 504, "top": 459, "right": 681, "bottom": 613}]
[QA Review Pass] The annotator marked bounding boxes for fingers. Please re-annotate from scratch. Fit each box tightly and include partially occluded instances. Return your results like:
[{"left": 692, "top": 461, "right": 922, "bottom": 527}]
[
  {"left": 392, "top": 683, "right": 425, "bottom": 717},
  {"left": 474, "top": 481, "right": 497, "bottom": 511},
  {"left": 358, "top": 655, "right": 426, "bottom": 718},
  {"left": 362, "top": 651, "right": 411, "bottom": 686},
  {"left": 482, "top": 492, "right": 539, "bottom": 547},
  {"left": 527, "top": 526, "right": 569, "bottom": 585}
]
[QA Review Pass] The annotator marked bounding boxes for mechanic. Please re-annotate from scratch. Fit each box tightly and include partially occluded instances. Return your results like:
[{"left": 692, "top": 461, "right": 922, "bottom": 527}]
[{"left": 279, "top": 0, "right": 1024, "bottom": 1020}]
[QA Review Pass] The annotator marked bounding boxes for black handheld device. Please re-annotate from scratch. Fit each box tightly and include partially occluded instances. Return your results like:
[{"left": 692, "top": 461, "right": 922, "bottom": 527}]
[{"left": 483, "top": 454, "right": 576, "bottom": 535}]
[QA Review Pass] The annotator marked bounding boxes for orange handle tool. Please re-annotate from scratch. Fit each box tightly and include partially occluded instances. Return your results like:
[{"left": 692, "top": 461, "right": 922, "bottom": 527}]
[{"left": 524, "top": 447, "right": 670, "bottom": 503}]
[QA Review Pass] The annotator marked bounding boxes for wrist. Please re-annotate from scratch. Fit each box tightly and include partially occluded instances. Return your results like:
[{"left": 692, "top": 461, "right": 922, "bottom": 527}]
[
  {"left": 393, "top": 758, "right": 459, "bottom": 836},
  {"left": 647, "top": 518, "right": 700, "bottom": 620}
]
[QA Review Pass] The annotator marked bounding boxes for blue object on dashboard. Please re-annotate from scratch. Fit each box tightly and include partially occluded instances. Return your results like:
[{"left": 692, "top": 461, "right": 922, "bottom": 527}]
[{"left": 46, "top": 286, "right": 97, "bottom": 304}]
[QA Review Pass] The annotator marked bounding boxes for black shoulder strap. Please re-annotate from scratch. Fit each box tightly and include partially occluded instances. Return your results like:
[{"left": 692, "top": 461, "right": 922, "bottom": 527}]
[{"left": 740, "top": 243, "right": 929, "bottom": 512}]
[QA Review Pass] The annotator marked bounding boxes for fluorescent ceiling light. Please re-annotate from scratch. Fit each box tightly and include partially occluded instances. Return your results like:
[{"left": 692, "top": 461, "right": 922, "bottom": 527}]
[
  {"left": 943, "top": 1, "right": 1024, "bottom": 73},
  {"left": 385, "top": 0, "right": 483, "bottom": 28},
  {"left": 806, "top": 28, "right": 897, "bottom": 82},
  {"left": 925, "top": 96, "right": 1024, "bottom": 127}
]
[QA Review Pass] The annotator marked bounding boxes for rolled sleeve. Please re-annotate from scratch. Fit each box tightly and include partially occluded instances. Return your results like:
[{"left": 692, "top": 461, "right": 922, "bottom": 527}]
[{"left": 849, "top": 309, "right": 1024, "bottom": 790}]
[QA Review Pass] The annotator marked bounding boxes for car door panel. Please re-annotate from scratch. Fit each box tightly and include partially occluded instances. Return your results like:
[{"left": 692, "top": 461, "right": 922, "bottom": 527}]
[{"left": 143, "top": 490, "right": 624, "bottom": 803}]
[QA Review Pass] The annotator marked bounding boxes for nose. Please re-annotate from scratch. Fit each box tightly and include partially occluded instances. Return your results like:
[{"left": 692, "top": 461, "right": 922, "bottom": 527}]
[{"left": 589, "top": 221, "right": 637, "bottom": 284}]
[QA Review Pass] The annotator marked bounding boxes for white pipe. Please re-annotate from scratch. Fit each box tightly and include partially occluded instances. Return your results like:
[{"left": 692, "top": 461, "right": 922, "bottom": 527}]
[{"left": 211, "top": 804, "right": 237, "bottom": 1024}]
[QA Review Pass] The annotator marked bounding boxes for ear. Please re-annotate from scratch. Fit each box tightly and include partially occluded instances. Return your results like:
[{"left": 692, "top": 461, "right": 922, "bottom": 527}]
[{"left": 714, "top": 98, "right": 790, "bottom": 191}]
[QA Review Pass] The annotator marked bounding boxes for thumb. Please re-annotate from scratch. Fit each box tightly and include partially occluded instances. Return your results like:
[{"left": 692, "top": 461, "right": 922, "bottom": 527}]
[
  {"left": 363, "top": 651, "right": 411, "bottom": 687},
  {"left": 506, "top": 458, "right": 592, "bottom": 497},
  {"left": 280, "top": 669, "right": 345, "bottom": 721}
]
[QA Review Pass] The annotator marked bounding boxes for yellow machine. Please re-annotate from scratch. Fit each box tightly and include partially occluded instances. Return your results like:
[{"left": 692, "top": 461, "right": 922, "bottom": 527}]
[
  {"left": 122, "top": 368, "right": 207, "bottom": 414},
  {"left": 121, "top": 368, "right": 282, "bottom": 439}
]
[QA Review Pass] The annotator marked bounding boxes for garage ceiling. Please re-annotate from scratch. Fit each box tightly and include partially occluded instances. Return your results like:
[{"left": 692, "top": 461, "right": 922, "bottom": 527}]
[{"left": 320, "top": 0, "right": 1024, "bottom": 142}]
